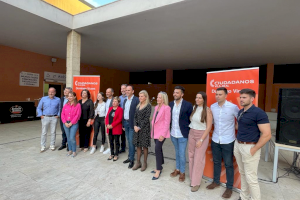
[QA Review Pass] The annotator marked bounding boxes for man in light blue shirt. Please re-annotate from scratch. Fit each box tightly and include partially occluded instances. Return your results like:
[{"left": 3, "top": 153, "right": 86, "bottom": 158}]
[
  {"left": 37, "top": 87, "right": 61, "bottom": 152},
  {"left": 119, "top": 84, "right": 127, "bottom": 153},
  {"left": 207, "top": 87, "right": 239, "bottom": 199}
]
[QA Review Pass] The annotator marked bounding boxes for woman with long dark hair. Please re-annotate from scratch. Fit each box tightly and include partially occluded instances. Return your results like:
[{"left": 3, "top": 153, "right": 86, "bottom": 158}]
[
  {"left": 188, "top": 92, "right": 212, "bottom": 192},
  {"left": 90, "top": 92, "right": 106, "bottom": 154},
  {"left": 78, "top": 89, "right": 94, "bottom": 152},
  {"left": 61, "top": 92, "right": 81, "bottom": 157}
]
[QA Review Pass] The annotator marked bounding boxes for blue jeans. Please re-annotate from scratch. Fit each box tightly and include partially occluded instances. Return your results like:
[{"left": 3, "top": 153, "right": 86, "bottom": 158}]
[
  {"left": 211, "top": 140, "right": 234, "bottom": 189},
  {"left": 171, "top": 136, "right": 188, "bottom": 173},
  {"left": 123, "top": 120, "right": 135, "bottom": 161},
  {"left": 63, "top": 123, "right": 79, "bottom": 152}
]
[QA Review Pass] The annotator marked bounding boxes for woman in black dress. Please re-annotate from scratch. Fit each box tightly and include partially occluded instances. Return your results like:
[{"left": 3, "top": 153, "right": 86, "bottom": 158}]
[
  {"left": 132, "top": 90, "right": 152, "bottom": 171},
  {"left": 78, "top": 89, "right": 94, "bottom": 152}
]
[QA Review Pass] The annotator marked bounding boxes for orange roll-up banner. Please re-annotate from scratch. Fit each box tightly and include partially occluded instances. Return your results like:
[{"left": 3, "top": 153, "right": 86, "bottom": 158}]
[
  {"left": 73, "top": 75, "right": 100, "bottom": 146},
  {"left": 205, "top": 67, "right": 259, "bottom": 189}
]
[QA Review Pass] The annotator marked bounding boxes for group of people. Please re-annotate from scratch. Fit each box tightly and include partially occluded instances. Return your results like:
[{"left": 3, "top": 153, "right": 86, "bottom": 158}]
[{"left": 37, "top": 84, "right": 271, "bottom": 200}]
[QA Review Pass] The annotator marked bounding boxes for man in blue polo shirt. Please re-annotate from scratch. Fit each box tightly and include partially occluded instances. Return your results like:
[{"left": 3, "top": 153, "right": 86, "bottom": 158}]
[{"left": 234, "top": 89, "right": 271, "bottom": 200}]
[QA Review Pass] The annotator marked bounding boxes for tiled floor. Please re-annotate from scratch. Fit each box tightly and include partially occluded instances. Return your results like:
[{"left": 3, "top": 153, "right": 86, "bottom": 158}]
[{"left": 0, "top": 120, "right": 300, "bottom": 200}]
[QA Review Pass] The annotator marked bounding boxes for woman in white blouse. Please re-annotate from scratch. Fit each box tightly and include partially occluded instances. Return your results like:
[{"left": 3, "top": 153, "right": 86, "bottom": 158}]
[
  {"left": 188, "top": 91, "right": 212, "bottom": 192},
  {"left": 90, "top": 92, "right": 106, "bottom": 154}
]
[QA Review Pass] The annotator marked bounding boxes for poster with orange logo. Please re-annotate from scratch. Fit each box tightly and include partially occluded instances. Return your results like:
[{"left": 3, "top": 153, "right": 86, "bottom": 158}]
[
  {"left": 205, "top": 67, "right": 259, "bottom": 189},
  {"left": 73, "top": 75, "right": 100, "bottom": 146}
]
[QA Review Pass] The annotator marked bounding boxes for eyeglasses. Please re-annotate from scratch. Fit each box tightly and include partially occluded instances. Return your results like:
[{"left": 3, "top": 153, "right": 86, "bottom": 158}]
[{"left": 238, "top": 111, "right": 245, "bottom": 121}]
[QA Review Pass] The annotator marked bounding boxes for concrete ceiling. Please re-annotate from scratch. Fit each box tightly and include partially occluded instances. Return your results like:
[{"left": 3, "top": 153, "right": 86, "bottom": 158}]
[
  {"left": 0, "top": 1, "right": 70, "bottom": 60},
  {"left": 1, "top": 0, "right": 300, "bottom": 72}
]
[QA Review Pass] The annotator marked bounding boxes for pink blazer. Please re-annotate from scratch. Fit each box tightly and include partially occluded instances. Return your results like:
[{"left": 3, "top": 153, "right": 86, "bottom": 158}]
[{"left": 151, "top": 104, "right": 171, "bottom": 139}]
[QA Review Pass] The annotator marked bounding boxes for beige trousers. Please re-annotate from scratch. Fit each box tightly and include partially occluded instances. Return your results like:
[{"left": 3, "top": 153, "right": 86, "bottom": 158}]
[{"left": 234, "top": 140, "right": 261, "bottom": 200}]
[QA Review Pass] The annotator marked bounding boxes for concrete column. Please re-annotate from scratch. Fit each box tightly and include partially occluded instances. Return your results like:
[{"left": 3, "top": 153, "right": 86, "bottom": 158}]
[
  {"left": 166, "top": 69, "right": 173, "bottom": 99},
  {"left": 265, "top": 63, "right": 274, "bottom": 112},
  {"left": 66, "top": 30, "right": 81, "bottom": 87}
]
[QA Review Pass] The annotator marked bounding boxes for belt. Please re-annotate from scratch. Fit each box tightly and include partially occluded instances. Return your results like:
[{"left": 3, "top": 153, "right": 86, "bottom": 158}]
[
  {"left": 44, "top": 115, "right": 57, "bottom": 117},
  {"left": 237, "top": 140, "right": 257, "bottom": 145}
]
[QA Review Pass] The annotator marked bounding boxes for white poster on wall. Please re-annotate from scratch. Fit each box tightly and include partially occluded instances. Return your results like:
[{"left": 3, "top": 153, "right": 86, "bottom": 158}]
[{"left": 19, "top": 71, "right": 39, "bottom": 87}]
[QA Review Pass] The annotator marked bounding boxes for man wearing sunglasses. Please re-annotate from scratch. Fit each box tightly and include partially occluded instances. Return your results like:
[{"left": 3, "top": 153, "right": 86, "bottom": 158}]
[{"left": 235, "top": 89, "right": 271, "bottom": 200}]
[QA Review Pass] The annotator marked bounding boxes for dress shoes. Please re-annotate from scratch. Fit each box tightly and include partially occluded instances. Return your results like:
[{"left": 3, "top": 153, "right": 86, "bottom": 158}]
[
  {"left": 58, "top": 145, "right": 66, "bottom": 151},
  {"left": 123, "top": 158, "right": 130, "bottom": 164},
  {"left": 128, "top": 161, "right": 134, "bottom": 169}
]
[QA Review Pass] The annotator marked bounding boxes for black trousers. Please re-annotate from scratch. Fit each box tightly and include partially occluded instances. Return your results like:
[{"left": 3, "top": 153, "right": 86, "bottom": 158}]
[
  {"left": 109, "top": 131, "right": 120, "bottom": 156},
  {"left": 93, "top": 116, "right": 105, "bottom": 146},
  {"left": 79, "top": 119, "right": 91, "bottom": 148},
  {"left": 120, "top": 129, "right": 126, "bottom": 150},
  {"left": 155, "top": 139, "right": 166, "bottom": 170},
  {"left": 59, "top": 118, "right": 67, "bottom": 146}
]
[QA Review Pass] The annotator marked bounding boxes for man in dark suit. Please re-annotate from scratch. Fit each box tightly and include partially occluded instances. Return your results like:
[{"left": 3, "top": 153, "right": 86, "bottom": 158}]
[
  {"left": 122, "top": 85, "right": 139, "bottom": 169},
  {"left": 58, "top": 87, "right": 72, "bottom": 151},
  {"left": 169, "top": 86, "right": 193, "bottom": 182}
]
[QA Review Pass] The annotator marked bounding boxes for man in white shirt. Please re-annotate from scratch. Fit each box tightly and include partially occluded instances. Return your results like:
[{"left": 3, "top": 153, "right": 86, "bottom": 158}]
[
  {"left": 103, "top": 88, "right": 114, "bottom": 154},
  {"left": 207, "top": 87, "right": 239, "bottom": 199},
  {"left": 169, "top": 86, "right": 193, "bottom": 182},
  {"left": 122, "top": 85, "right": 139, "bottom": 169}
]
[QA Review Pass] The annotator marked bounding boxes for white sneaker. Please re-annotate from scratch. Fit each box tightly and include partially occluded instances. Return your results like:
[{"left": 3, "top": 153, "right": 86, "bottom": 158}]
[
  {"left": 40, "top": 146, "right": 46, "bottom": 152},
  {"left": 103, "top": 148, "right": 110, "bottom": 154},
  {"left": 99, "top": 145, "right": 105, "bottom": 153},
  {"left": 90, "top": 147, "right": 96, "bottom": 154},
  {"left": 50, "top": 145, "right": 55, "bottom": 151}
]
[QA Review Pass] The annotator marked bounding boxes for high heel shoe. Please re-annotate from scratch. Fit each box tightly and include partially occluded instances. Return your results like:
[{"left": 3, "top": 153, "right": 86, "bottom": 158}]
[
  {"left": 151, "top": 167, "right": 163, "bottom": 173},
  {"left": 152, "top": 171, "right": 162, "bottom": 180}
]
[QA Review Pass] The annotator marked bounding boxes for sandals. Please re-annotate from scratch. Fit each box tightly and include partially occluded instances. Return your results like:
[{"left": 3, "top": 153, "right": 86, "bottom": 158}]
[
  {"left": 113, "top": 156, "right": 118, "bottom": 161},
  {"left": 83, "top": 148, "right": 88, "bottom": 152},
  {"left": 107, "top": 155, "right": 114, "bottom": 160}
]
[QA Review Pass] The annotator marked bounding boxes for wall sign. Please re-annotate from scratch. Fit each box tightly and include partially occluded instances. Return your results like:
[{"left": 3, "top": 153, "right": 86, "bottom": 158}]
[
  {"left": 19, "top": 71, "right": 39, "bottom": 87},
  {"left": 44, "top": 71, "right": 66, "bottom": 82}
]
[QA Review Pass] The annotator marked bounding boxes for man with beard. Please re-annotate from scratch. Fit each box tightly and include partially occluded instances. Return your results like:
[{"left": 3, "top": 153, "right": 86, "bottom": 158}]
[{"left": 235, "top": 89, "right": 271, "bottom": 200}]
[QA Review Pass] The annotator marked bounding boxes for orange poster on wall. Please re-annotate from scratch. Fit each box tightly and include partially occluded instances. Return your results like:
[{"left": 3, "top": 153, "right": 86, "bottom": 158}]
[
  {"left": 73, "top": 75, "right": 100, "bottom": 146},
  {"left": 205, "top": 67, "right": 259, "bottom": 189}
]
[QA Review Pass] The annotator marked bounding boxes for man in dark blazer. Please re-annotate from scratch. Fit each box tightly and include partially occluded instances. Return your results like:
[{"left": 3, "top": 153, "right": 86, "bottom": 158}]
[
  {"left": 122, "top": 85, "right": 139, "bottom": 169},
  {"left": 169, "top": 86, "right": 193, "bottom": 182},
  {"left": 58, "top": 87, "right": 72, "bottom": 151}
]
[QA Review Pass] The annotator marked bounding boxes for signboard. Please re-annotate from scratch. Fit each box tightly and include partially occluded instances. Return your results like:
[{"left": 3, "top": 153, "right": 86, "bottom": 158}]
[
  {"left": 205, "top": 67, "right": 259, "bottom": 189},
  {"left": 0, "top": 102, "right": 37, "bottom": 124},
  {"left": 44, "top": 71, "right": 66, "bottom": 82},
  {"left": 20, "top": 71, "right": 39, "bottom": 87},
  {"left": 73, "top": 75, "right": 100, "bottom": 146}
]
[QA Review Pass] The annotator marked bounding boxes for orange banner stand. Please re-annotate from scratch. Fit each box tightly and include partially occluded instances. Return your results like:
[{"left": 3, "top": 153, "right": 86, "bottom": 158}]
[
  {"left": 205, "top": 67, "right": 259, "bottom": 189},
  {"left": 73, "top": 75, "right": 100, "bottom": 147}
]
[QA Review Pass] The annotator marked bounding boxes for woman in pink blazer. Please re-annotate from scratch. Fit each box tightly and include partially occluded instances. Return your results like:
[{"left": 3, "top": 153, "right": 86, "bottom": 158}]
[{"left": 151, "top": 91, "right": 171, "bottom": 180}]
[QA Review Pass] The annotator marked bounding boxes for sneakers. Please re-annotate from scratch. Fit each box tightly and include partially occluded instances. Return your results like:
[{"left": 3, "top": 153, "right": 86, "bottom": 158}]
[
  {"left": 103, "top": 148, "right": 110, "bottom": 154},
  {"left": 99, "top": 145, "right": 105, "bottom": 153},
  {"left": 40, "top": 146, "right": 46, "bottom": 152},
  {"left": 50, "top": 145, "right": 55, "bottom": 151},
  {"left": 90, "top": 147, "right": 96, "bottom": 155}
]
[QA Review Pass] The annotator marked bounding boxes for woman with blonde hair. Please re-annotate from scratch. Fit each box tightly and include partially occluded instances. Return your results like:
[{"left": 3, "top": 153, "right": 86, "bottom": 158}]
[
  {"left": 132, "top": 90, "right": 152, "bottom": 171},
  {"left": 151, "top": 91, "right": 171, "bottom": 180}
]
